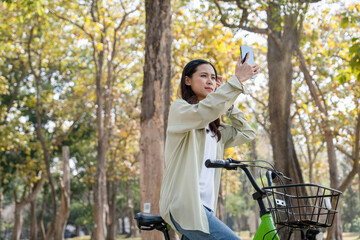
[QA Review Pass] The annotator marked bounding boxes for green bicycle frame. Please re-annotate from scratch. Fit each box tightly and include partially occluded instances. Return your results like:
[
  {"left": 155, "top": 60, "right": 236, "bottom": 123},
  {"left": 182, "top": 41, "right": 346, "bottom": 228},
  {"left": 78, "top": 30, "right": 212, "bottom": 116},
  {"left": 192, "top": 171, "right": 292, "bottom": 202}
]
[{"left": 253, "top": 213, "right": 279, "bottom": 240}]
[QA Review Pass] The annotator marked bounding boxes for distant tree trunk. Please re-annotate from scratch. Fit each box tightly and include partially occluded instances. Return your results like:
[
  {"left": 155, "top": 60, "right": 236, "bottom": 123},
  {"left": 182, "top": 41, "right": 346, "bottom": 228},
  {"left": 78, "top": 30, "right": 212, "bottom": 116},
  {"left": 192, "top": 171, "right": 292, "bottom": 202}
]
[
  {"left": 30, "top": 35, "right": 57, "bottom": 240},
  {"left": 12, "top": 201, "right": 24, "bottom": 240},
  {"left": 11, "top": 177, "right": 44, "bottom": 240},
  {"left": 106, "top": 179, "right": 119, "bottom": 240},
  {"left": 216, "top": 184, "right": 226, "bottom": 222},
  {"left": 125, "top": 180, "right": 138, "bottom": 238},
  {"left": 140, "top": 0, "right": 172, "bottom": 240},
  {"left": 38, "top": 191, "right": 47, "bottom": 240},
  {"left": 250, "top": 140, "right": 260, "bottom": 231},
  {"left": 30, "top": 200, "right": 37, "bottom": 240},
  {"left": 93, "top": 30, "right": 108, "bottom": 240},
  {"left": 54, "top": 146, "right": 71, "bottom": 240}
]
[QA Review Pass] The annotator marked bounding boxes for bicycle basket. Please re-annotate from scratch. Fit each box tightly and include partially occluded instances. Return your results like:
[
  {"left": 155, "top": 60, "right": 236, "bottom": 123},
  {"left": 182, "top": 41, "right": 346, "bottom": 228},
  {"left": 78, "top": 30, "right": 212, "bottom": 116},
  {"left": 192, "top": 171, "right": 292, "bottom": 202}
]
[{"left": 263, "top": 183, "right": 341, "bottom": 228}]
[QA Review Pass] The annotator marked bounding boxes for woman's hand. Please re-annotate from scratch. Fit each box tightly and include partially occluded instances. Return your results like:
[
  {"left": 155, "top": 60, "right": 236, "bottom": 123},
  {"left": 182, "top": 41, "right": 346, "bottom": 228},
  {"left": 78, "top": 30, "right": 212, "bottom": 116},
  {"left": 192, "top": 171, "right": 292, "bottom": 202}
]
[
  {"left": 216, "top": 75, "right": 224, "bottom": 88},
  {"left": 235, "top": 53, "right": 260, "bottom": 83}
]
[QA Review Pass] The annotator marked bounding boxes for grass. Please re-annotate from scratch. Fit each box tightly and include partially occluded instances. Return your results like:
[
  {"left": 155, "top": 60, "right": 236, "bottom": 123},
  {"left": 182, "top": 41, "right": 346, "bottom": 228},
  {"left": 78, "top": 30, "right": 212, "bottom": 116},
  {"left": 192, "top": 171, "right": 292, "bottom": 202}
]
[{"left": 69, "top": 231, "right": 360, "bottom": 240}]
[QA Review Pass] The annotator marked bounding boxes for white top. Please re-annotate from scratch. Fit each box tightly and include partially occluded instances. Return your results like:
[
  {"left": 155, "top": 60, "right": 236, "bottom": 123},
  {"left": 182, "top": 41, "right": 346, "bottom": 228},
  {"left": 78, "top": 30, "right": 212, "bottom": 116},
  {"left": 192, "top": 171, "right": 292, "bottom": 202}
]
[{"left": 198, "top": 125, "right": 218, "bottom": 211}]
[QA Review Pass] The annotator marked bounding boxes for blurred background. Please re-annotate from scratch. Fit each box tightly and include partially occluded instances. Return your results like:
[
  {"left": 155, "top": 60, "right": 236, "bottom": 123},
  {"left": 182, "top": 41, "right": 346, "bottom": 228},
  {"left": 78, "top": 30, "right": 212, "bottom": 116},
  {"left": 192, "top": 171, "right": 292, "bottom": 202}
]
[{"left": 0, "top": 0, "right": 359, "bottom": 240}]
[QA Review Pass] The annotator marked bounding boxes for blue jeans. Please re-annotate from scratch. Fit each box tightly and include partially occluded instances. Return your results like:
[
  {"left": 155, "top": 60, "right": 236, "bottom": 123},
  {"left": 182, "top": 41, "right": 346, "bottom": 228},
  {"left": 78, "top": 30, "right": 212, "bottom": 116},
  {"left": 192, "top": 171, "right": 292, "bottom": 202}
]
[{"left": 170, "top": 206, "right": 241, "bottom": 240}]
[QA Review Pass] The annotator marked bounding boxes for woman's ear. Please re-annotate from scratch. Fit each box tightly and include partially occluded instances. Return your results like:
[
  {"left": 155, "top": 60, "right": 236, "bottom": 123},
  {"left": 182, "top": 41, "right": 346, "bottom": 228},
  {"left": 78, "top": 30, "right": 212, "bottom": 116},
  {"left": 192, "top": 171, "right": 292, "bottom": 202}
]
[{"left": 185, "top": 76, "right": 191, "bottom": 86}]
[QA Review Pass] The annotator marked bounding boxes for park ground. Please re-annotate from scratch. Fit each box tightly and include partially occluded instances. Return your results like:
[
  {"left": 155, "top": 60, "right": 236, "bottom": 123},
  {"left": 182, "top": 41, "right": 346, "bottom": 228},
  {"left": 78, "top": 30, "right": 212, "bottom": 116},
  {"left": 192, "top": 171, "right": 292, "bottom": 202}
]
[{"left": 69, "top": 231, "right": 360, "bottom": 240}]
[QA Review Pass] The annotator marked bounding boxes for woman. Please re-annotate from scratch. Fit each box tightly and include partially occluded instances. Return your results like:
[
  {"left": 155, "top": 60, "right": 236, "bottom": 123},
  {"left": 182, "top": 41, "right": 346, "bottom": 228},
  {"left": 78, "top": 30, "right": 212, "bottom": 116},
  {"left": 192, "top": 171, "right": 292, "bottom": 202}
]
[{"left": 159, "top": 55, "right": 259, "bottom": 240}]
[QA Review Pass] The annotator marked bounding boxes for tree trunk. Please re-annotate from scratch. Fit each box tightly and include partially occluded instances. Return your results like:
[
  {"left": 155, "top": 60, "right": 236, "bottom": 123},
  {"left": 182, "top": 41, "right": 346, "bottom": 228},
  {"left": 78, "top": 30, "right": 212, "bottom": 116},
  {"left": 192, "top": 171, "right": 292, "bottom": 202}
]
[
  {"left": 93, "top": 33, "right": 107, "bottom": 240},
  {"left": 12, "top": 202, "right": 25, "bottom": 240},
  {"left": 140, "top": 1, "right": 172, "bottom": 240},
  {"left": 250, "top": 140, "right": 260, "bottom": 233},
  {"left": 267, "top": 8, "right": 303, "bottom": 184},
  {"left": 11, "top": 177, "right": 44, "bottom": 240},
  {"left": 216, "top": 184, "right": 226, "bottom": 222},
  {"left": 324, "top": 128, "right": 341, "bottom": 240},
  {"left": 38, "top": 190, "right": 47, "bottom": 240},
  {"left": 54, "top": 146, "right": 71, "bottom": 240},
  {"left": 30, "top": 200, "right": 37, "bottom": 240},
  {"left": 125, "top": 180, "right": 138, "bottom": 238},
  {"left": 30, "top": 51, "right": 56, "bottom": 240},
  {"left": 267, "top": 5, "right": 304, "bottom": 240},
  {"left": 106, "top": 179, "right": 119, "bottom": 240},
  {"left": 326, "top": 203, "right": 343, "bottom": 240}
]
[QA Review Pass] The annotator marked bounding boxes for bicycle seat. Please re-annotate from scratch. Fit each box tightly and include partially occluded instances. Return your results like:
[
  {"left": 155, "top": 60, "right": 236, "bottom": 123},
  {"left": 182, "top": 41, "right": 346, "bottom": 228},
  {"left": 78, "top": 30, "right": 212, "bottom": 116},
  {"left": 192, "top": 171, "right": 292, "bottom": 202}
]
[{"left": 135, "top": 212, "right": 168, "bottom": 231}]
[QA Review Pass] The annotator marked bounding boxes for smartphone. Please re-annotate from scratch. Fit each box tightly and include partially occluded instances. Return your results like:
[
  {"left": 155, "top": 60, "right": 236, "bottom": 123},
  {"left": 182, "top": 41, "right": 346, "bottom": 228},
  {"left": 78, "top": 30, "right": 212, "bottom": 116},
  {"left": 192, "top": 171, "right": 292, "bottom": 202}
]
[
  {"left": 240, "top": 45, "right": 256, "bottom": 78},
  {"left": 240, "top": 45, "right": 255, "bottom": 65}
]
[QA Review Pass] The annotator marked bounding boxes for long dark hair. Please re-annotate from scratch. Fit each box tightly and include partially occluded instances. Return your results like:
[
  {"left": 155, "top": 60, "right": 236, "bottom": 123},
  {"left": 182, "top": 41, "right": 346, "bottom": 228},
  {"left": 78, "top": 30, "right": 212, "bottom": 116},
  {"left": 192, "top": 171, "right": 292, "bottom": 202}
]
[{"left": 179, "top": 59, "right": 222, "bottom": 141}]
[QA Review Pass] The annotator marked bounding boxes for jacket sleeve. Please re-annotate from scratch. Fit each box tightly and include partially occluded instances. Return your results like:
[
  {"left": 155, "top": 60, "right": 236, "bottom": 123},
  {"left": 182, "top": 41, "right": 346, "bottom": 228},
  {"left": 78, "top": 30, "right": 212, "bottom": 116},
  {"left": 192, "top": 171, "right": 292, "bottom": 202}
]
[
  {"left": 221, "top": 107, "right": 256, "bottom": 149},
  {"left": 167, "top": 76, "right": 246, "bottom": 134}
]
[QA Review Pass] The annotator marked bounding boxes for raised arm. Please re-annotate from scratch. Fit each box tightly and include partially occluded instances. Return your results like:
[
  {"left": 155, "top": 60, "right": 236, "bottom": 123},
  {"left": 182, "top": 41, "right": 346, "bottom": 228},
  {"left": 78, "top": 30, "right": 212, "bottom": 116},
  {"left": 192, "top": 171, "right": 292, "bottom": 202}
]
[{"left": 167, "top": 75, "right": 246, "bottom": 133}]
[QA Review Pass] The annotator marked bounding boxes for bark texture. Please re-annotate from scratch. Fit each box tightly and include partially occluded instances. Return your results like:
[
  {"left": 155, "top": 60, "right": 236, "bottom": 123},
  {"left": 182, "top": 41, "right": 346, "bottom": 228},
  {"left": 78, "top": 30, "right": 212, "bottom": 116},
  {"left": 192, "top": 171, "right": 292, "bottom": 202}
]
[
  {"left": 11, "top": 177, "right": 44, "bottom": 240},
  {"left": 30, "top": 200, "right": 37, "bottom": 240},
  {"left": 140, "top": 0, "right": 172, "bottom": 239},
  {"left": 54, "top": 146, "right": 71, "bottom": 240},
  {"left": 106, "top": 179, "right": 119, "bottom": 240}
]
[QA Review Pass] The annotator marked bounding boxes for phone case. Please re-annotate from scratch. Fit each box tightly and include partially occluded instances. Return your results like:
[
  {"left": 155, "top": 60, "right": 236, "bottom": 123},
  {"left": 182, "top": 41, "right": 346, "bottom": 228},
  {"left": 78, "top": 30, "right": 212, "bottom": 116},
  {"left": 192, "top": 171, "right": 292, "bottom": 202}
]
[{"left": 240, "top": 45, "right": 255, "bottom": 65}]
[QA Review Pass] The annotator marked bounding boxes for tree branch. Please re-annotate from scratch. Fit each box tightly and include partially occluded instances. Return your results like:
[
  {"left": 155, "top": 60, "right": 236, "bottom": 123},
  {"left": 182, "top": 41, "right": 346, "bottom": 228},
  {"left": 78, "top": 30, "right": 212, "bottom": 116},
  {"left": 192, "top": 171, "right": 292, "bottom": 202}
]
[
  {"left": 51, "top": 113, "right": 85, "bottom": 152},
  {"left": 335, "top": 145, "right": 353, "bottom": 161},
  {"left": 91, "top": 0, "right": 99, "bottom": 22},
  {"left": 49, "top": 9, "right": 93, "bottom": 39},
  {"left": 295, "top": 47, "right": 326, "bottom": 114},
  {"left": 27, "top": 28, "right": 39, "bottom": 80},
  {"left": 49, "top": 8, "right": 99, "bottom": 74},
  {"left": 248, "top": 92, "right": 267, "bottom": 108},
  {"left": 338, "top": 106, "right": 360, "bottom": 192},
  {"left": 213, "top": 0, "right": 268, "bottom": 34}
]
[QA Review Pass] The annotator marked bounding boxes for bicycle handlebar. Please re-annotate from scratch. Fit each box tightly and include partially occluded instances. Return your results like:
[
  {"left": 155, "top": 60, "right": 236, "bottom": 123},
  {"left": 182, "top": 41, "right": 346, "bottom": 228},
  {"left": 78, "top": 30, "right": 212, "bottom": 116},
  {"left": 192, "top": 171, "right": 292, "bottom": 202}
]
[
  {"left": 205, "top": 158, "right": 292, "bottom": 197},
  {"left": 205, "top": 159, "right": 265, "bottom": 195},
  {"left": 204, "top": 158, "right": 242, "bottom": 169}
]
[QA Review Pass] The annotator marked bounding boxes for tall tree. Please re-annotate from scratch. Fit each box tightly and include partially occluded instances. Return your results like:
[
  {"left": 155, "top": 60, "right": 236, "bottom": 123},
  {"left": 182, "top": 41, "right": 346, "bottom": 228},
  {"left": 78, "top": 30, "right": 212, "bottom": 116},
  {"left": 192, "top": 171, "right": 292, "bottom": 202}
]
[
  {"left": 51, "top": 1, "right": 140, "bottom": 239},
  {"left": 0, "top": 1, "right": 84, "bottom": 239},
  {"left": 140, "top": 0, "right": 172, "bottom": 239},
  {"left": 293, "top": 3, "right": 360, "bottom": 238},
  {"left": 211, "top": 0, "right": 323, "bottom": 238}
]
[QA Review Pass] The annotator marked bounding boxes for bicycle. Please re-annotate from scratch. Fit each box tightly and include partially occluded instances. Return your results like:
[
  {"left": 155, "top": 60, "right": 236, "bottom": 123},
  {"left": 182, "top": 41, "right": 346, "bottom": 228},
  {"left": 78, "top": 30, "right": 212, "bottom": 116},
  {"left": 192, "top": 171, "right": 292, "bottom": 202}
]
[{"left": 135, "top": 158, "right": 342, "bottom": 240}]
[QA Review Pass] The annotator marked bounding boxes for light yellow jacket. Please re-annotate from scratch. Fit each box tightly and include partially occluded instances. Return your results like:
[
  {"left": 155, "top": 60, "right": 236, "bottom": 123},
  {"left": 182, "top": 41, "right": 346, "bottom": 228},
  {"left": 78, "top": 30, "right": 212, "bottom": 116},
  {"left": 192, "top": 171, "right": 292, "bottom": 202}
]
[{"left": 159, "top": 75, "right": 256, "bottom": 235}]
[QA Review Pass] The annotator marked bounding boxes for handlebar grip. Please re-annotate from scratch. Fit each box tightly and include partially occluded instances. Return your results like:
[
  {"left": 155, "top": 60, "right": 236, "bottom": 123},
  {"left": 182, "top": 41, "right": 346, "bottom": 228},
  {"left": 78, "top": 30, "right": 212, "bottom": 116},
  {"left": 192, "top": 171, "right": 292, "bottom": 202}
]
[{"left": 205, "top": 159, "right": 229, "bottom": 168}]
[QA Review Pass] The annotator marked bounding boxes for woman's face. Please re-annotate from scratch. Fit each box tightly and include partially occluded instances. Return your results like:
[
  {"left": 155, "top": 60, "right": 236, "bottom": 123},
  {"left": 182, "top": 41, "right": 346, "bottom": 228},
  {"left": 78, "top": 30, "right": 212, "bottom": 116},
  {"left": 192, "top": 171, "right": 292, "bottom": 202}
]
[{"left": 185, "top": 64, "right": 216, "bottom": 101}]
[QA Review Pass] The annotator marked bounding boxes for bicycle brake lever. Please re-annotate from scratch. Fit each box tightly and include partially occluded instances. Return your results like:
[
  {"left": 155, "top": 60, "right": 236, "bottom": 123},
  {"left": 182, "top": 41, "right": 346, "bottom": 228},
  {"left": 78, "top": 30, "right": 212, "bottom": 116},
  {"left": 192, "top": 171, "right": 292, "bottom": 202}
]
[
  {"left": 227, "top": 158, "right": 241, "bottom": 164},
  {"left": 283, "top": 175, "right": 292, "bottom": 181},
  {"left": 275, "top": 171, "right": 292, "bottom": 182}
]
